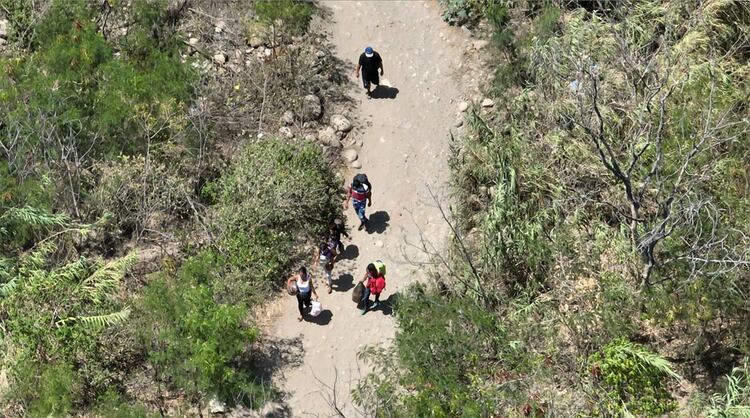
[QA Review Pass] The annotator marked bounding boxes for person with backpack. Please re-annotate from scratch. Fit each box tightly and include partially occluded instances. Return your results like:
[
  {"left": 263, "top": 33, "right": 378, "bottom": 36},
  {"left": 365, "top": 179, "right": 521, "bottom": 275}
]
[
  {"left": 286, "top": 266, "right": 319, "bottom": 322},
  {"left": 344, "top": 173, "right": 372, "bottom": 231},
  {"left": 329, "top": 219, "right": 349, "bottom": 253},
  {"left": 358, "top": 262, "right": 386, "bottom": 315},
  {"left": 314, "top": 238, "right": 338, "bottom": 293}
]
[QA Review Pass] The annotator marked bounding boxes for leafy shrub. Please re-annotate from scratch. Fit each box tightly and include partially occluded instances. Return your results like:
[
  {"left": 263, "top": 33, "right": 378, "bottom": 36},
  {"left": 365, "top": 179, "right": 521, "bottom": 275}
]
[
  {"left": 590, "top": 339, "right": 680, "bottom": 415},
  {"left": 0, "top": 241, "right": 138, "bottom": 415},
  {"left": 88, "top": 155, "right": 192, "bottom": 239},
  {"left": 706, "top": 359, "right": 750, "bottom": 417},
  {"left": 0, "top": 0, "right": 195, "bottom": 214},
  {"left": 135, "top": 271, "right": 267, "bottom": 412},
  {"left": 252, "top": 0, "right": 314, "bottom": 38},
  {"left": 439, "top": 0, "right": 484, "bottom": 26},
  {"left": 210, "top": 139, "right": 341, "bottom": 303}
]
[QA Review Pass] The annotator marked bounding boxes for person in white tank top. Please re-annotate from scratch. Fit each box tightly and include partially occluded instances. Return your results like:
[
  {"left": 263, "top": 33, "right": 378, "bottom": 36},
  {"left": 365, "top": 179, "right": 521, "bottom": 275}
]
[{"left": 286, "top": 266, "right": 318, "bottom": 321}]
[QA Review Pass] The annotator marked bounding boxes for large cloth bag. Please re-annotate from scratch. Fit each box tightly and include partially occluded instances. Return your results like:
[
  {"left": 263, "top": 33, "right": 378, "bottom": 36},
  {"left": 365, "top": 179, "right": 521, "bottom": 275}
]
[{"left": 352, "top": 282, "right": 365, "bottom": 303}]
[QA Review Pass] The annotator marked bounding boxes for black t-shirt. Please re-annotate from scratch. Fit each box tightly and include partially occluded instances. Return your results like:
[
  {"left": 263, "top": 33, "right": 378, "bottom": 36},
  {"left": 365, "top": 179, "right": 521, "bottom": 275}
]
[{"left": 359, "top": 52, "right": 382, "bottom": 78}]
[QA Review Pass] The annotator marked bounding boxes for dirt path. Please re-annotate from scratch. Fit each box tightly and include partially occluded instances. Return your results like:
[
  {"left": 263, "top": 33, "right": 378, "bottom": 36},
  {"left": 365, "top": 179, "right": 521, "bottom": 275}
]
[{"left": 269, "top": 2, "right": 475, "bottom": 415}]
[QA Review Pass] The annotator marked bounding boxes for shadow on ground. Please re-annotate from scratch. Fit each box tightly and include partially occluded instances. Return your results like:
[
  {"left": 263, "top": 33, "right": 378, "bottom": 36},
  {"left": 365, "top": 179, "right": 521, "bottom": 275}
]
[
  {"left": 306, "top": 309, "right": 333, "bottom": 325},
  {"left": 377, "top": 292, "right": 399, "bottom": 316},
  {"left": 249, "top": 335, "right": 303, "bottom": 382},
  {"left": 367, "top": 211, "right": 390, "bottom": 234},
  {"left": 338, "top": 244, "right": 359, "bottom": 260},
  {"left": 335, "top": 273, "right": 355, "bottom": 292},
  {"left": 371, "top": 85, "right": 399, "bottom": 99}
]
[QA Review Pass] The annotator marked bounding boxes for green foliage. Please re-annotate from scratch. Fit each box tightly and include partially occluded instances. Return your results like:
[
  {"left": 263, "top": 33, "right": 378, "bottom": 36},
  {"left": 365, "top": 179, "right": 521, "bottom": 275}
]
[
  {"left": 135, "top": 270, "right": 267, "bottom": 410},
  {"left": 590, "top": 339, "right": 680, "bottom": 415},
  {"left": 707, "top": 359, "right": 750, "bottom": 418},
  {"left": 211, "top": 139, "right": 341, "bottom": 303},
  {"left": 253, "top": 0, "right": 314, "bottom": 36},
  {"left": 0, "top": 0, "right": 195, "bottom": 201},
  {"left": 438, "top": 0, "right": 485, "bottom": 26},
  {"left": 0, "top": 238, "right": 138, "bottom": 414}
]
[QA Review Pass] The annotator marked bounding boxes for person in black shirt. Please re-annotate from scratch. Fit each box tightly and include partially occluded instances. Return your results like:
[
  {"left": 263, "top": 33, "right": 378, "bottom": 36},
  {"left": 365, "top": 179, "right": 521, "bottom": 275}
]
[{"left": 355, "top": 46, "right": 383, "bottom": 97}]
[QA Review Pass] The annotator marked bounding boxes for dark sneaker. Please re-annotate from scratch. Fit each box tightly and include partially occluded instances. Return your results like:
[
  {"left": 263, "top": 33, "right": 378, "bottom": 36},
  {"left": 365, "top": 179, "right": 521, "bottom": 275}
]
[{"left": 358, "top": 222, "right": 366, "bottom": 231}]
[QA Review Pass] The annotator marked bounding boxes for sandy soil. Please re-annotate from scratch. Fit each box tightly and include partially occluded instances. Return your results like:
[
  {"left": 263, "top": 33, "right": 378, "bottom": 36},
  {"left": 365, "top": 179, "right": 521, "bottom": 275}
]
[{"left": 268, "top": 2, "right": 476, "bottom": 416}]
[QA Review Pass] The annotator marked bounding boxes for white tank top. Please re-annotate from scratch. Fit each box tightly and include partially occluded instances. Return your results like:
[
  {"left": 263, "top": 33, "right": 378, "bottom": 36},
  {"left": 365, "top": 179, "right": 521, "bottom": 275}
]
[{"left": 296, "top": 274, "right": 311, "bottom": 294}]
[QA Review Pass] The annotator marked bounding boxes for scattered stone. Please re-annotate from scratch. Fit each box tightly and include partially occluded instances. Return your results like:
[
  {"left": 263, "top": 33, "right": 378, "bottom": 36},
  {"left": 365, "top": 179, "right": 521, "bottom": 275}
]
[
  {"left": 458, "top": 101, "right": 469, "bottom": 112},
  {"left": 472, "top": 40, "right": 489, "bottom": 50},
  {"left": 209, "top": 398, "right": 226, "bottom": 414},
  {"left": 212, "top": 52, "right": 228, "bottom": 65},
  {"left": 461, "top": 25, "right": 473, "bottom": 37},
  {"left": 214, "top": 21, "right": 226, "bottom": 34},
  {"left": 188, "top": 37, "right": 199, "bottom": 47},
  {"left": 481, "top": 98, "right": 495, "bottom": 107},
  {"left": 234, "top": 49, "right": 243, "bottom": 61},
  {"left": 259, "top": 401, "right": 285, "bottom": 417},
  {"left": 341, "top": 148, "right": 358, "bottom": 163},
  {"left": 280, "top": 110, "right": 295, "bottom": 126},
  {"left": 374, "top": 240, "right": 384, "bottom": 247},
  {"left": 350, "top": 160, "right": 362, "bottom": 169},
  {"left": 315, "top": 49, "right": 326, "bottom": 58},
  {"left": 330, "top": 114, "right": 352, "bottom": 132},
  {"left": 264, "top": 48, "right": 272, "bottom": 57},
  {"left": 248, "top": 36, "right": 263, "bottom": 48},
  {"left": 317, "top": 126, "right": 340, "bottom": 148},
  {"left": 302, "top": 94, "right": 323, "bottom": 121},
  {"left": 303, "top": 133, "right": 317, "bottom": 142},
  {"left": 278, "top": 126, "right": 294, "bottom": 139},
  {"left": 454, "top": 118, "right": 464, "bottom": 128}
]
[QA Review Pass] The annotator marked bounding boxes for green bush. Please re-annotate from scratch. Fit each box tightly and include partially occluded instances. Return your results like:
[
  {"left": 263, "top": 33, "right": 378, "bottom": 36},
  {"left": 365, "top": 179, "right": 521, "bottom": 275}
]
[
  {"left": 590, "top": 339, "right": 680, "bottom": 415},
  {"left": 0, "top": 241, "right": 138, "bottom": 414},
  {"left": 135, "top": 271, "right": 267, "bottom": 412},
  {"left": 253, "top": 0, "right": 314, "bottom": 36},
  {"left": 211, "top": 139, "right": 341, "bottom": 303}
]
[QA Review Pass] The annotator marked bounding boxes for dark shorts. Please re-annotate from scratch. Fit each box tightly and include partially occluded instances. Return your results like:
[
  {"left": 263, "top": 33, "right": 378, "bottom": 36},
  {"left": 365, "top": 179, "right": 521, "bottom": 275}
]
[{"left": 362, "top": 72, "right": 379, "bottom": 89}]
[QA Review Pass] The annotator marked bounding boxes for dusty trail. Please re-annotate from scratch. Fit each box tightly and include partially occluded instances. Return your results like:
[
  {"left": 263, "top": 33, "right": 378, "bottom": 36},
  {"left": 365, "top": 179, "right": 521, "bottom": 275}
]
[{"left": 269, "top": 2, "right": 474, "bottom": 415}]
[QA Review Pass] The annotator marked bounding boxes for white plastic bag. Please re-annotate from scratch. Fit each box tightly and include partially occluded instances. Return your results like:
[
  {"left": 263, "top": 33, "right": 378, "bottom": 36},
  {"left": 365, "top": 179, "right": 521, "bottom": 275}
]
[{"left": 309, "top": 300, "right": 322, "bottom": 317}]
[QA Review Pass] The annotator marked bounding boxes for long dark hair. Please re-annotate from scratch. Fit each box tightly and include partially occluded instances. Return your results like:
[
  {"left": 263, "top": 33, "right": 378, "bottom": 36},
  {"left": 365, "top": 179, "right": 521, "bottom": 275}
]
[
  {"left": 366, "top": 263, "right": 377, "bottom": 276},
  {"left": 298, "top": 266, "right": 308, "bottom": 279}
]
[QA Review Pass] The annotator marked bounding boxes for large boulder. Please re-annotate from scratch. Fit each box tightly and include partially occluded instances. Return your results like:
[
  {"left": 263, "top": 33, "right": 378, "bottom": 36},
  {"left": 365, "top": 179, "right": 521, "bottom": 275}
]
[
  {"left": 330, "top": 114, "right": 352, "bottom": 132},
  {"left": 317, "top": 126, "right": 340, "bottom": 148},
  {"left": 341, "top": 148, "right": 358, "bottom": 163},
  {"left": 301, "top": 94, "right": 322, "bottom": 121}
]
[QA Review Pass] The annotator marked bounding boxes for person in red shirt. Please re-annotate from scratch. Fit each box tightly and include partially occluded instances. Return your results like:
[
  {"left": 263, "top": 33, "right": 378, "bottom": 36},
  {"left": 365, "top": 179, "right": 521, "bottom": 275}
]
[{"left": 359, "top": 263, "right": 386, "bottom": 315}]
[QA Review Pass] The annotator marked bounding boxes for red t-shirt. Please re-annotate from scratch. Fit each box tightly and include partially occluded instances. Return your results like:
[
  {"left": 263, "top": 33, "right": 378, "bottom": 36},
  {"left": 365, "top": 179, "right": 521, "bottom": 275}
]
[{"left": 367, "top": 275, "right": 386, "bottom": 295}]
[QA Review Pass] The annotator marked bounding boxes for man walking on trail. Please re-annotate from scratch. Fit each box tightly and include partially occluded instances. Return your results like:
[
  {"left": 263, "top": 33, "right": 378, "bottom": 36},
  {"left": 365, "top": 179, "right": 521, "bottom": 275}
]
[
  {"left": 355, "top": 46, "right": 383, "bottom": 97},
  {"left": 344, "top": 173, "right": 372, "bottom": 231}
]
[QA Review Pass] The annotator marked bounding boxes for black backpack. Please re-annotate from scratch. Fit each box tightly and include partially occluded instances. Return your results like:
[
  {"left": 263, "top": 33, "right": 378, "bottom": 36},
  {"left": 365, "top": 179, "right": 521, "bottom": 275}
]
[{"left": 352, "top": 173, "right": 371, "bottom": 190}]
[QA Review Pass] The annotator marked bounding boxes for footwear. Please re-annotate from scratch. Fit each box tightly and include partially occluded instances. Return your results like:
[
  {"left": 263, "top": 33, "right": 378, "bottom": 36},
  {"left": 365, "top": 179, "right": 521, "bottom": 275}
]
[
  {"left": 372, "top": 301, "right": 380, "bottom": 309},
  {"left": 327, "top": 287, "right": 332, "bottom": 294},
  {"left": 297, "top": 316, "right": 303, "bottom": 322},
  {"left": 358, "top": 222, "right": 366, "bottom": 231},
  {"left": 360, "top": 308, "right": 367, "bottom": 315}
]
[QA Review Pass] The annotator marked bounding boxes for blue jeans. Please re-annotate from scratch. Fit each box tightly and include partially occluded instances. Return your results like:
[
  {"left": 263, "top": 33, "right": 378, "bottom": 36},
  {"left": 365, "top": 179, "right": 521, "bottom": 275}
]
[
  {"left": 352, "top": 199, "right": 367, "bottom": 222},
  {"left": 360, "top": 287, "right": 371, "bottom": 309}
]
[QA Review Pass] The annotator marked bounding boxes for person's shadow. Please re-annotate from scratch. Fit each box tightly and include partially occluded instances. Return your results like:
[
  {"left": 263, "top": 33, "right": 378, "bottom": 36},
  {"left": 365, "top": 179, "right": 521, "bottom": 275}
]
[
  {"left": 371, "top": 293, "right": 399, "bottom": 316},
  {"left": 335, "top": 273, "right": 355, "bottom": 292},
  {"left": 371, "top": 85, "right": 399, "bottom": 99},
  {"left": 367, "top": 211, "right": 390, "bottom": 234},
  {"left": 306, "top": 309, "right": 333, "bottom": 325},
  {"left": 337, "top": 244, "right": 359, "bottom": 260}
]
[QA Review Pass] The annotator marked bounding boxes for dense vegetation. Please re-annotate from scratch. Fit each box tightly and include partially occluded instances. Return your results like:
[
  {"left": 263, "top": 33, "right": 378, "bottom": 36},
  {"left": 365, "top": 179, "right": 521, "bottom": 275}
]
[
  {"left": 357, "top": 0, "right": 750, "bottom": 416},
  {"left": 0, "top": 0, "right": 340, "bottom": 415}
]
